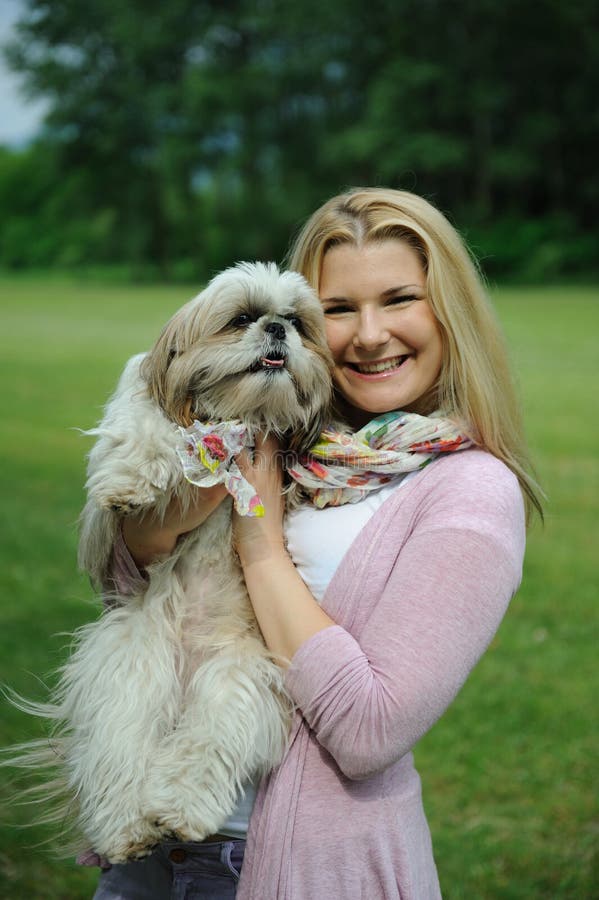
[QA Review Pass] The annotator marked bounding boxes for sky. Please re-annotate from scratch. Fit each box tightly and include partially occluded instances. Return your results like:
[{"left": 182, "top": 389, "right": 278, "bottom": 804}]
[{"left": 0, "top": 0, "right": 49, "bottom": 146}]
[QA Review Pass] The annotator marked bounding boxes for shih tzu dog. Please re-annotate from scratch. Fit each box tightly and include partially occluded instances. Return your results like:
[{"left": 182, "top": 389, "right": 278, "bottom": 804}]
[{"left": 11, "top": 262, "right": 332, "bottom": 863}]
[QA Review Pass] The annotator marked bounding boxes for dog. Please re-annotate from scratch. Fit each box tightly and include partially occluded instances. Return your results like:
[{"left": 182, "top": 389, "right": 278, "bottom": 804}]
[{"left": 10, "top": 262, "right": 332, "bottom": 863}]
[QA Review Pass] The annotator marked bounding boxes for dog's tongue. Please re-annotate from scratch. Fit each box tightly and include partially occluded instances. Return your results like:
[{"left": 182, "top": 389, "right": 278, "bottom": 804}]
[{"left": 260, "top": 357, "right": 285, "bottom": 368}]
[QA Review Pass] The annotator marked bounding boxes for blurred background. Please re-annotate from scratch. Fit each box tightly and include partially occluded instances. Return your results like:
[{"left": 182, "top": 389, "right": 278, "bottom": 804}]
[
  {"left": 1, "top": 0, "right": 598, "bottom": 282},
  {"left": 1, "top": 1, "right": 597, "bottom": 897}
]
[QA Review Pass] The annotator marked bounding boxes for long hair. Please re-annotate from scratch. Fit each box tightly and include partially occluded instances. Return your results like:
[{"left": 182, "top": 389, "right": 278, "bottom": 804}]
[{"left": 287, "top": 187, "right": 543, "bottom": 522}]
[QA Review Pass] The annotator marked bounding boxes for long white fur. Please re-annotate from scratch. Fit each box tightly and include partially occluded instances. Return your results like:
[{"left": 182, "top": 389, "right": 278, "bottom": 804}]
[{"left": 5, "top": 262, "right": 332, "bottom": 862}]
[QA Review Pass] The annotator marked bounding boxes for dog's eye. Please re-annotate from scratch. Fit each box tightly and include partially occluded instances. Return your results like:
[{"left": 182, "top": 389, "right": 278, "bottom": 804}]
[
  {"left": 286, "top": 315, "right": 303, "bottom": 332},
  {"left": 230, "top": 313, "right": 254, "bottom": 327}
]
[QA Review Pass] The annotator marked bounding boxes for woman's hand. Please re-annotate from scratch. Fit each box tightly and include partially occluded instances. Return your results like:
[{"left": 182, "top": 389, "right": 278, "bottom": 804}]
[
  {"left": 232, "top": 434, "right": 286, "bottom": 566},
  {"left": 122, "top": 483, "right": 228, "bottom": 568}
]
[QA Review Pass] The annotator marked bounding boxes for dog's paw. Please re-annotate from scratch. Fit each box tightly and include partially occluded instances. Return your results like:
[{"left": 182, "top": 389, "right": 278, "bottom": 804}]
[
  {"left": 101, "top": 822, "right": 164, "bottom": 864},
  {"left": 144, "top": 791, "right": 218, "bottom": 845},
  {"left": 92, "top": 485, "right": 159, "bottom": 514},
  {"left": 152, "top": 814, "right": 211, "bottom": 845},
  {"left": 107, "top": 497, "right": 148, "bottom": 515},
  {"left": 90, "top": 458, "right": 178, "bottom": 514},
  {"left": 126, "top": 840, "right": 161, "bottom": 863}
]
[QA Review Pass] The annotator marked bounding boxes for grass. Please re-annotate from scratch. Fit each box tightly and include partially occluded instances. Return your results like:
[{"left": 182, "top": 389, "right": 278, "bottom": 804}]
[{"left": 0, "top": 274, "right": 597, "bottom": 898}]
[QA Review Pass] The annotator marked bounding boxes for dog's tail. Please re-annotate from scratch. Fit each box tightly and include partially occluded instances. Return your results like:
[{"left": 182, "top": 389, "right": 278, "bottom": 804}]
[{"left": 0, "top": 685, "right": 85, "bottom": 858}]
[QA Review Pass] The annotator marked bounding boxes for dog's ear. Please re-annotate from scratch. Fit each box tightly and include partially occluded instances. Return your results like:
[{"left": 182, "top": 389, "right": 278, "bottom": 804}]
[
  {"left": 141, "top": 300, "right": 205, "bottom": 425},
  {"left": 287, "top": 339, "right": 334, "bottom": 454},
  {"left": 181, "top": 397, "right": 195, "bottom": 427},
  {"left": 285, "top": 405, "right": 329, "bottom": 456}
]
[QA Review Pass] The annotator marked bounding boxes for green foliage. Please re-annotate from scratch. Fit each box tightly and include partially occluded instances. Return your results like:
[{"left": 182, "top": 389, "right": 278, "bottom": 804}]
[
  {"left": 0, "top": 144, "right": 119, "bottom": 268},
  {"left": 465, "top": 215, "right": 599, "bottom": 283},
  {"left": 0, "top": 276, "right": 597, "bottom": 897},
  {"left": 1, "top": 0, "right": 598, "bottom": 279}
]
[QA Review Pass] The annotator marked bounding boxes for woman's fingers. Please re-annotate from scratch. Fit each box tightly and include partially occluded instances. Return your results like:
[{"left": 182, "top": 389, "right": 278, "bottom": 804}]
[
  {"left": 253, "top": 432, "right": 282, "bottom": 458},
  {"left": 236, "top": 434, "right": 281, "bottom": 476}
]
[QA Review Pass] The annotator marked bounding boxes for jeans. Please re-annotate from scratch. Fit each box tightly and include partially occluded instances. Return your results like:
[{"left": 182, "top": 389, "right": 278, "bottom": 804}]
[{"left": 93, "top": 840, "right": 245, "bottom": 900}]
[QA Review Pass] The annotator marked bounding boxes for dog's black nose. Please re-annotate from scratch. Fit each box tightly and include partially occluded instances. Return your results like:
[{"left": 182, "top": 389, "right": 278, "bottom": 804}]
[{"left": 265, "top": 321, "right": 286, "bottom": 340}]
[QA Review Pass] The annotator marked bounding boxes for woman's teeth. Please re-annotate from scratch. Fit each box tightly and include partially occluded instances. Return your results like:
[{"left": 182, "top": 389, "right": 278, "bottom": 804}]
[{"left": 352, "top": 355, "right": 407, "bottom": 374}]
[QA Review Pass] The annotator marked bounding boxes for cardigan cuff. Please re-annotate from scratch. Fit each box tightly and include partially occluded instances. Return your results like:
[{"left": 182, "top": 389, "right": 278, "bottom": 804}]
[{"left": 104, "top": 525, "right": 149, "bottom": 597}]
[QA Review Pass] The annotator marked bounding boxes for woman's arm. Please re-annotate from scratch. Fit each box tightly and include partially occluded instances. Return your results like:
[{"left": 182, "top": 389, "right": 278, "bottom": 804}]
[
  {"left": 122, "top": 483, "right": 228, "bottom": 568},
  {"left": 103, "top": 483, "right": 229, "bottom": 597},
  {"left": 235, "top": 442, "right": 526, "bottom": 780},
  {"left": 232, "top": 436, "right": 336, "bottom": 663},
  {"left": 286, "top": 523, "right": 522, "bottom": 780}
]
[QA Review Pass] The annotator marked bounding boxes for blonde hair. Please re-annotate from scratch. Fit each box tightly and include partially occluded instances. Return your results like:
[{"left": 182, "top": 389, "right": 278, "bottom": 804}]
[{"left": 287, "top": 187, "right": 543, "bottom": 522}]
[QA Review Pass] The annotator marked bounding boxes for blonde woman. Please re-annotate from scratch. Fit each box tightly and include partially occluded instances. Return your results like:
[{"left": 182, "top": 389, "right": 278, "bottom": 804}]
[{"left": 89, "top": 188, "right": 541, "bottom": 899}]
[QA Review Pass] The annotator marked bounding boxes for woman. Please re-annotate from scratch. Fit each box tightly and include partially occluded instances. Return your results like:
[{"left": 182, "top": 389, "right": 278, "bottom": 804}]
[{"left": 93, "top": 188, "right": 541, "bottom": 898}]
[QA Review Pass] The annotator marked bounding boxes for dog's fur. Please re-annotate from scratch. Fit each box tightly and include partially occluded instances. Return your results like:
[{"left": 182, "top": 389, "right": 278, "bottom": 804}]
[{"left": 7, "top": 262, "right": 332, "bottom": 862}]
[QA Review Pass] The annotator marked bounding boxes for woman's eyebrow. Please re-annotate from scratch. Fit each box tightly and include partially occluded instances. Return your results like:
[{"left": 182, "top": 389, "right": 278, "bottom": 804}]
[
  {"left": 381, "top": 283, "right": 425, "bottom": 296},
  {"left": 320, "top": 283, "right": 425, "bottom": 303},
  {"left": 320, "top": 295, "right": 350, "bottom": 303}
]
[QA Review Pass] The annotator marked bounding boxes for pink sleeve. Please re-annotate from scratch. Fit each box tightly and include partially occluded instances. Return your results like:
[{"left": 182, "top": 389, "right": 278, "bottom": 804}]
[
  {"left": 285, "top": 464, "right": 525, "bottom": 780},
  {"left": 102, "top": 526, "right": 149, "bottom": 598}
]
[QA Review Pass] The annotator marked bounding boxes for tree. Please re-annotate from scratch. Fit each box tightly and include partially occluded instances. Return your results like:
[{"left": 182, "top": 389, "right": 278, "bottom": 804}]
[{"left": 3, "top": 0, "right": 599, "bottom": 278}]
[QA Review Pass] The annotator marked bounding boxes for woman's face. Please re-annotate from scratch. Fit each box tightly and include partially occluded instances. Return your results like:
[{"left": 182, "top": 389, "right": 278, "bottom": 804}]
[{"left": 319, "top": 239, "right": 444, "bottom": 428}]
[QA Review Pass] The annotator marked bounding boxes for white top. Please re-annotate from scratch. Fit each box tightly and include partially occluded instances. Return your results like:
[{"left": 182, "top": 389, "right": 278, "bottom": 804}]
[
  {"left": 220, "top": 474, "right": 417, "bottom": 838},
  {"left": 286, "top": 474, "right": 417, "bottom": 603}
]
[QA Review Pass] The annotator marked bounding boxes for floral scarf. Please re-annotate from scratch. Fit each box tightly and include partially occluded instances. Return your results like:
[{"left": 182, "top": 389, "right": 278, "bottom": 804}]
[
  {"left": 178, "top": 411, "right": 473, "bottom": 515},
  {"left": 287, "top": 410, "right": 474, "bottom": 508},
  {"left": 178, "top": 420, "right": 265, "bottom": 517}
]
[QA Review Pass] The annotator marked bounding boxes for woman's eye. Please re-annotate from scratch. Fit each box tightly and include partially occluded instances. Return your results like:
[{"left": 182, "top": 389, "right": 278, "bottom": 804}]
[
  {"left": 387, "top": 294, "right": 418, "bottom": 306},
  {"left": 230, "top": 313, "right": 253, "bottom": 327},
  {"left": 323, "top": 304, "right": 352, "bottom": 315}
]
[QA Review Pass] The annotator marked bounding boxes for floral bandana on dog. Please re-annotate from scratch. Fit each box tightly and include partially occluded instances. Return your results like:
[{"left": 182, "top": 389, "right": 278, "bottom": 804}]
[
  {"left": 178, "top": 421, "right": 265, "bottom": 517},
  {"left": 288, "top": 410, "right": 474, "bottom": 508}
]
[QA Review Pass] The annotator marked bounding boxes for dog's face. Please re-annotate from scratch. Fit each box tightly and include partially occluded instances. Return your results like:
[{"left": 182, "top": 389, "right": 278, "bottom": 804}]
[{"left": 142, "top": 262, "right": 333, "bottom": 452}]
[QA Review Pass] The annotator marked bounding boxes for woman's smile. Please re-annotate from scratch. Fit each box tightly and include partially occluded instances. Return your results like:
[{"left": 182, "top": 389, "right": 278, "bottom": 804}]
[{"left": 344, "top": 354, "right": 411, "bottom": 378}]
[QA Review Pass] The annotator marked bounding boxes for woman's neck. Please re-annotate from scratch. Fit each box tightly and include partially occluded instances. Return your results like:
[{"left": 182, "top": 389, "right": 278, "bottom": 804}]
[{"left": 334, "top": 392, "right": 441, "bottom": 432}]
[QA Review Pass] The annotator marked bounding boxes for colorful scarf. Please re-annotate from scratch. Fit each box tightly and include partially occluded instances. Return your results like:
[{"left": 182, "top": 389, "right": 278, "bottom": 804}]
[
  {"left": 287, "top": 411, "right": 474, "bottom": 508},
  {"left": 178, "top": 411, "right": 473, "bottom": 515},
  {"left": 177, "top": 421, "right": 264, "bottom": 517}
]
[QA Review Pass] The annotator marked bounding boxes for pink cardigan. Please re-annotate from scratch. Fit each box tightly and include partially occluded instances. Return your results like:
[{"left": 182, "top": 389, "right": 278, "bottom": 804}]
[
  {"left": 236, "top": 449, "right": 525, "bottom": 899},
  {"left": 108, "top": 449, "right": 525, "bottom": 898}
]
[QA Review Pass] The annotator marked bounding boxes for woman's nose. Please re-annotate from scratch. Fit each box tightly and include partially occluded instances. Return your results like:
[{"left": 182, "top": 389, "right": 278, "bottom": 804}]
[{"left": 353, "top": 308, "right": 390, "bottom": 350}]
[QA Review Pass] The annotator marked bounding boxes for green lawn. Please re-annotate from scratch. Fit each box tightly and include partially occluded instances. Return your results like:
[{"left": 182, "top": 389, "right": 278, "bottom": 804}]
[{"left": 0, "top": 275, "right": 597, "bottom": 898}]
